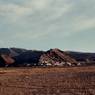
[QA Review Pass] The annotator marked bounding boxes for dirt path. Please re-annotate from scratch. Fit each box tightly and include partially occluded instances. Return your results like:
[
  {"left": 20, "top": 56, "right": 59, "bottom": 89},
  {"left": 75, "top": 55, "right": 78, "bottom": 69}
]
[{"left": 0, "top": 66, "right": 95, "bottom": 95}]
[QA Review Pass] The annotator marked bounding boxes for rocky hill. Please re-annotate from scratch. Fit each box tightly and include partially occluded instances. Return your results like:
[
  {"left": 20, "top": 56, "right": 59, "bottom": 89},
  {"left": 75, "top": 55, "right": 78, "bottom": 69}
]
[{"left": 39, "top": 48, "right": 77, "bottom": 66}]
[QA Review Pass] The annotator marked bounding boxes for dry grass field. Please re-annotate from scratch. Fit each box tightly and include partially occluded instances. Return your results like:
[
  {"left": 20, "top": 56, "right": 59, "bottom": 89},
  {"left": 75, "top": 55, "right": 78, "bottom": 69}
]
[{"left": 0, "top": 66, "right": 95, "bottom": 95}]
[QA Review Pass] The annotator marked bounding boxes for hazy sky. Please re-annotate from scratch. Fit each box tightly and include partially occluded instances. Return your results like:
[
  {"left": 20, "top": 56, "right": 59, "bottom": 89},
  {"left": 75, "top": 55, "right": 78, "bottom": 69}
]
[{"left": 0, "top": 0, "right": 95, "bottom": 52}]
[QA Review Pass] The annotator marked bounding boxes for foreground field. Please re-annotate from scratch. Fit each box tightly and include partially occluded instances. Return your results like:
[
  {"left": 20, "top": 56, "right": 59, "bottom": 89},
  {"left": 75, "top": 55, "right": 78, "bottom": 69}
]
[{"left": 0, "top": 66, "right": 95, "bottom": 95}]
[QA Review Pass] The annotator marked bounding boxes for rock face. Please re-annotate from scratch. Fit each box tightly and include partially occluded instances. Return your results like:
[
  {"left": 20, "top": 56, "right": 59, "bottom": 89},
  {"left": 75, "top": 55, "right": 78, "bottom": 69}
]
[{"left": 39, "top": 49, "right": 77, "bottom": 66}]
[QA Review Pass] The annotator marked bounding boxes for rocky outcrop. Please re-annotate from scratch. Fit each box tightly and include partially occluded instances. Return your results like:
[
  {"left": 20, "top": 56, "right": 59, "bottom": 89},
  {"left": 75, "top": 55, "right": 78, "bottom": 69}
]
[
  {"left": 1, "top": 54, "right": 15, "bottom": 65},
  {"left": 39, "top": 48, "right": 78, "bottom": 66}
]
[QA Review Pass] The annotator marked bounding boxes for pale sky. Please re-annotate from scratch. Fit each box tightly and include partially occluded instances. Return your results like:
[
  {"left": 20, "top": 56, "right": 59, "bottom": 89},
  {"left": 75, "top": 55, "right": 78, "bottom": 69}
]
[{"left": 0, "top": 0, "right": 95, "bottom": 52}]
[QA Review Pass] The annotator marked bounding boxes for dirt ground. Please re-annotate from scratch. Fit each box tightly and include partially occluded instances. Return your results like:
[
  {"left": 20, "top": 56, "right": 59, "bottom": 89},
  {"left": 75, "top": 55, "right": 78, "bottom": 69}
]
[{"left": 0, "top": 66, "right": 95, "bottom": 95}]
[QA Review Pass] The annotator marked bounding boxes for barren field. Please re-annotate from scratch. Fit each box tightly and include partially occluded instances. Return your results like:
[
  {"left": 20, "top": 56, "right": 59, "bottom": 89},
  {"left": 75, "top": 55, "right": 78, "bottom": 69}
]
[{"left": 0, "top": 66, "right": 95, "bottom": 95}]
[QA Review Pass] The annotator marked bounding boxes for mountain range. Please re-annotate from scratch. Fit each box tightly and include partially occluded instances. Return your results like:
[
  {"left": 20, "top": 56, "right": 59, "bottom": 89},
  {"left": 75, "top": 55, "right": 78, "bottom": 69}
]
[{"left": 0, "top": 48, "right": 95, "bottom": 67}]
